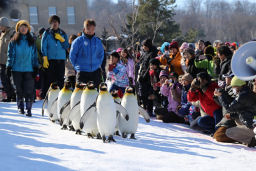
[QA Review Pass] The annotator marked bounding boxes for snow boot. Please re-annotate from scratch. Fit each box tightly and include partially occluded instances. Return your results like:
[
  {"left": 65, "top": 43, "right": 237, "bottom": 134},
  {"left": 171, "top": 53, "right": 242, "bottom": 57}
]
[
  {"left": 17, "top": 99, "right": 25, "bottom": 114},
  {"left": 25, "top": 100, "right": 33, "bottom": 117}
]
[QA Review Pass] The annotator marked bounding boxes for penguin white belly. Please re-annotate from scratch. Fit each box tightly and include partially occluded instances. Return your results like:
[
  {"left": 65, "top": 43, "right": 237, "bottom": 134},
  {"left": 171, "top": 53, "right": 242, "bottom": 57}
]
[
  {"left": 47, "top": 90, "right": 60, "bottom": 115},
  {"left": 57, "top": 92, "right": 72, "bottom": 119},
  {"left": 69, "top": 104, "right": 81, "bottom": 131},
  {"left": 70, "top": 91, "right": 82, "bottom": 109},
  {"left": 120, "top": 96, "right": 139, "bottom": 134},
  {"left": 50, "top": 99, "right": 58, "bottom": 121},
  {"left": 97, "top": 95, "right": 116, "bottom": 136},
  {"left": 80, "top": 91, "right": 98, "bottom": 117},
  {"left": 83, "top": 108, "right": 99, "bottom": 136},
  {"left": 61, "top": 103, "right": 71, "bottom": 126}
]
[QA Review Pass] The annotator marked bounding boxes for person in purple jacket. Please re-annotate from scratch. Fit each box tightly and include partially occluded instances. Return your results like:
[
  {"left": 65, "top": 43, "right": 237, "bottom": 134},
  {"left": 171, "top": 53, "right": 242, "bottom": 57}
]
[{"left": 121, "top": 48, "right": 135, "bottom": 86}]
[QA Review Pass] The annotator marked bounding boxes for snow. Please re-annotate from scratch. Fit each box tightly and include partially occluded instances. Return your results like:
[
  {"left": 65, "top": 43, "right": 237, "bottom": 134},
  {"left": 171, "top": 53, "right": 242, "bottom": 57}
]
[{"left": 0, "top": 101, "right": 256, "bottom": 171}]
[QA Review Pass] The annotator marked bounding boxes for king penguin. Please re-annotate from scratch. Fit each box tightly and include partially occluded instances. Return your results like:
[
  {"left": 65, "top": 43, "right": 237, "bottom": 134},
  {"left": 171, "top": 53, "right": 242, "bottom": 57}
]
[
  {"left": 79, "top": 81, "right": 99, "bottom": 138},
  {"left": 119, "top": 86, "right": 150, "bottom": 139},
  {"left": 96, "top": 83, "right": 117, "bottom": 143},
  {"left": 57, "top": 81, "right": 72, "bottom": 121},
  {"left": 42, "top": 82, "right": 60, "bottom": 122},
  {"left": 60, "top": 83, "right": 85, "bottom": 130}
]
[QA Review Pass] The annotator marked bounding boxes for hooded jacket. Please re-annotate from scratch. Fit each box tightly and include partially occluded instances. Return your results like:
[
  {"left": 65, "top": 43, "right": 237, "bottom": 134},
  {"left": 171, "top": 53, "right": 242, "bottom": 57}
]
[
  {"left": 0, "top": 27, "right": 15, "bottom": 65},
  {"left": 69, "top": 34, "right": 104, "bottom": 72},
  {"left": 7, "top": 35, "right": 38, "bottom": 72}
]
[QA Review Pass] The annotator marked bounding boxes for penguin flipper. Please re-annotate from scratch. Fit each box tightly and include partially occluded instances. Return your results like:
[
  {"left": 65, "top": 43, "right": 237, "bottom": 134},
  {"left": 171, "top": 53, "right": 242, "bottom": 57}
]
[
  {"left": 80, "top": 106, "right": 96, "bottom": 129},
  {"left": 138, "top": 106, "right": 150, "bottom": 123},
  {"left": 50, "top": 98, "right": 58, "bottom": 118},
  {"left": 115, "top": 103, "right": 129, "bottom": 121},
  {"left": 60, "top": 101, "right": 71, "bottom": 126},
  {"left": 60, "top": 100, "right": 70, "bottom": 115},
  {"left": 69, "top": 103, "right": 80, "bottom": 122},
  {"left": 42, "top": 95, "right": 48, "bottom": 116}
]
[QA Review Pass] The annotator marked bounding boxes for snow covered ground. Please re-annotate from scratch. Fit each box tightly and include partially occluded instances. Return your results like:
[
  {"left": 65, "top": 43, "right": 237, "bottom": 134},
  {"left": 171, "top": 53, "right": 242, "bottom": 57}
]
[{"left": 0, "top": 101, "right": 255, "bottom": 171}]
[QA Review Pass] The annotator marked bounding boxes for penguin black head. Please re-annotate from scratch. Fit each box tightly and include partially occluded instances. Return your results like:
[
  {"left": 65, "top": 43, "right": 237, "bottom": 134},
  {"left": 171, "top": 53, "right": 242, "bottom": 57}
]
[
  {"left": 125, "top": 86, "right": 135, "bottom": 94},
  {"left": 99, "top": 82, "right": 108, "bottom": 92},
  {"left": 87, "top": 81, "right": 95, "bottom": 90},
  {"left": 64, "top": 81, "right": 72, "bottom": 89},
  {"left": 111, "top": 90, "right": 119, "bottom": 98},
  {"left": 76, "top": 82, "right": 86, "bottom": 89},
  {"left": 50, "top": 82, "right": 59, "bottom": 90}
]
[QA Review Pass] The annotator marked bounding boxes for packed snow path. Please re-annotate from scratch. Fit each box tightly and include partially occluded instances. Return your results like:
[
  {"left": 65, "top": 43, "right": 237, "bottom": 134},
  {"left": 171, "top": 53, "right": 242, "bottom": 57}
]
[{"left": 0, "top": 101, "right": 255, "bottom": 171}]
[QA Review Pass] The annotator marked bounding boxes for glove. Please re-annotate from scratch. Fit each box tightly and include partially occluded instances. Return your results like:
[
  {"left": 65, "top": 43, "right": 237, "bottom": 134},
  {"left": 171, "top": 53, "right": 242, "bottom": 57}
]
[
  {"left": 43, "top": 56, "right": 49, "bottom": 69},
  {"left": 5, "top": 66, "right": 12, "bottom": 78},
  {"left": 55, "top": 33, "right": 65, "bottom": 43},
  {"left": 108, "top": 64, "right": 116, "bottom": 71}
]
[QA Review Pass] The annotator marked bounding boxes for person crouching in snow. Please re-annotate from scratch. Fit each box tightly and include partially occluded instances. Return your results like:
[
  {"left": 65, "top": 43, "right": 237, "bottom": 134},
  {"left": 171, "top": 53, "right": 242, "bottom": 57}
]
[
  {"left": 6, "top": 20, "right": 38, "bottom": 117},
  {"left": 215, "top": 76, "right": 256, "bottom": 147},
  {"left": 107, "top": 52, "right": 129, "bottom": 97},
  {"left": 155, "top": 72, "right": 185, "bottom": 123},
  {"left": 187, "top": 72, "right": 222, "bottom": 134}
]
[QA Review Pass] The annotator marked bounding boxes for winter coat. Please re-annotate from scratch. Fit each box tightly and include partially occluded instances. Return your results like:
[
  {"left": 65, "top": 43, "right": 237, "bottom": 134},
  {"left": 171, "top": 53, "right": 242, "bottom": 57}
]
[
  {"left": 123, "top": 58, "right": 135, "bottom": 83},
  {"left": 36, "top": 37, "right": 43, "bottom": 69},
  {"left": 187, "top": 82, "right": 221, "bottom": 117},
  {"left": 65, "top": 58, "right": 76, "bottom": 77},
  {"left": 159, "top": 51, "right": 184, "bottom": 75},
  {"left": 7, "top": 35, "right": 38, "bottom": 72},
  {"left": 160, "top": 82, "right": 182, "bottom": 113},
  {"left": 215, "top": 58, "right": 231, "bottom": 81},
  {"left": 137, "top": 50, "right": 155, "bottom": 83},
  {"left": 194, "top": 58, "right": 217, "bottom": 78},
  {"left": 218, "top": 86, "right": 256, "bottom": 129},
  {"left": 107, "top": 62, "right": 129, "bottom": 88},
  {"left": 186, "top": 58, "right": 205, "bottom": 78},
  {"left": 41, "top": 28, "right": 69, "bottom": 60},
  {"left": 0, "top": 27, "right": 15, "bottom": 65},
  {"left": 178, "top": 85, "right": 192, "bottom": 117},
  {"left": 69, "top": 34, "right": 104, "bottom": 72}
]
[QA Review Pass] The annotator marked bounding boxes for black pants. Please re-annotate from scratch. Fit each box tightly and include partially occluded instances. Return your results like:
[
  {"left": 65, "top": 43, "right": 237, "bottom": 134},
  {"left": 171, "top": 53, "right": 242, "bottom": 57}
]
[
  {"left": 12, "top": 72, "right": 34, "bottom": 102},
  {"left": 154, "top": 107, "right": 185, "bottom": 123},
  {"left": 0, "top": 64, "right": 15, "bottom": 99},
  {"left": 39, "top": 68, "right": 48, "bottom": 99},
  {"left": 46, "top": 60, "right": 65, "bottom": 92},
  {"left": 76, "top": 68, "right": 102, "bottom": 89}
]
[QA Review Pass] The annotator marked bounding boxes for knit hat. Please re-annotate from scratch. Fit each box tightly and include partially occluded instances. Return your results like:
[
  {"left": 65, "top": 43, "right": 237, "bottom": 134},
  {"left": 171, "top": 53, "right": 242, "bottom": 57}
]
[
  {"left": 160, "top": 42, "right": 170, "bottom": 53},
  {"left": 231, "top": 76, "right": 246, "bottom": 87},
  {"left": 15, "top": 20, "right": 31, "bottom": 32},
  {"left": 180, "top": 42, "right": 189, "bottom": 51},
  {"left": 149, "top": 58, "right": 160, "bottom": 66},
  {"left": 169, "top": 72, "right": 178, "bottom": 79},
  {"left": 169, "top": 41, "right": 179, "bottom": 49},
  {"left": 182, "top": 73, "right": 193, "bottom": 82},
  {"left": 188, "top": 43, "right": 195, "bottom": 50},
  {"left": 116, "top": 48, "right": 123, "bottom": 53},
  {"left": 204, "top": 45, "right": 215, "bottom": 56},
  {"left": 159, "top": 70, "right": 169, "bottom": 78},
  {"left": 0, "top": 17, "right": 9, "bottom": 27}
]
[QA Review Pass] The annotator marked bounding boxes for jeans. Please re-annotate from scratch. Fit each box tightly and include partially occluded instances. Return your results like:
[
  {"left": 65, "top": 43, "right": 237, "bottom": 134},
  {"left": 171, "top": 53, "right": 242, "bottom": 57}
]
[{"left": 197, "top": 108, "right": 223, "bottom": 134}]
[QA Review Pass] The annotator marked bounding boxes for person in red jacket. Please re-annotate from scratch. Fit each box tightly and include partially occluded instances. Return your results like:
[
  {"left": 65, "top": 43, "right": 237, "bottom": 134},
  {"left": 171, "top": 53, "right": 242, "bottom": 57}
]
[{"left": 187, "top": 72, "right": 222, "bottom": 134}]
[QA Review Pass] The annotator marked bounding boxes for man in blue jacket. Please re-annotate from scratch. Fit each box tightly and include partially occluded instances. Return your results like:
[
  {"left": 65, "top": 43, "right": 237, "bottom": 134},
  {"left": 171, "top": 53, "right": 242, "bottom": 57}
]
[
  {"left": 41, "top": 15, "right": 68, "bottom": 94},
  {"left": 70, "top": 19, "right": 104, "bottom": 88}
]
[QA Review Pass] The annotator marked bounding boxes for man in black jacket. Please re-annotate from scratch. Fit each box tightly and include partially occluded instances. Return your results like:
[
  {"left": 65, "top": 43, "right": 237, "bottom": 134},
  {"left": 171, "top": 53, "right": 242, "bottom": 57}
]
[
  {"left": 216, "top": 76, "right": 256, "bottom": 147},
  {"left": 216, "top": 45, "right": 232, "bottom": 81}
]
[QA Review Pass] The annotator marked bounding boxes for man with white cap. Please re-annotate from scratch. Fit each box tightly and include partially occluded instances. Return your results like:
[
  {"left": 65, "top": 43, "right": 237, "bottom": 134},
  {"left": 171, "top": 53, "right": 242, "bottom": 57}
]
[{"left": 0, "top": 17, "right": 15, "bottom": 102}]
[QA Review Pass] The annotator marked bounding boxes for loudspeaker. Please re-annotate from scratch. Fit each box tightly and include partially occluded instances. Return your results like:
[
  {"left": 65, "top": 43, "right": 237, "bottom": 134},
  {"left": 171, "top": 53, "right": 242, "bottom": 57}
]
[{"left": 231, "top": 41, "right": 256, "bottom": 81}]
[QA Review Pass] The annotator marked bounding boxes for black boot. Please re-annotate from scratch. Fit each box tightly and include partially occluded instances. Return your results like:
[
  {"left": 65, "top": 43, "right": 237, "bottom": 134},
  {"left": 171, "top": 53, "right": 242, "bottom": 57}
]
[
  {"left": 25, "top": 100, "right": 33, "bottom": 117},
  {"left": 248, "top": 137, "right": 256, "bottom": 148},
  {"left": 17, "top": 99, "right": 25, "bottom": 114}
]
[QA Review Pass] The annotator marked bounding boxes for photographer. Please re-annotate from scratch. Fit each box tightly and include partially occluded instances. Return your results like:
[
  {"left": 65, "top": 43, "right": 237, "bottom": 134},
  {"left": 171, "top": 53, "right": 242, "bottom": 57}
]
[
  {"left": 215, "top": 76, "right": 256, "bottom": 147},
  {"left": 187, "top": 72, "right": 222, "bottom": 134}
]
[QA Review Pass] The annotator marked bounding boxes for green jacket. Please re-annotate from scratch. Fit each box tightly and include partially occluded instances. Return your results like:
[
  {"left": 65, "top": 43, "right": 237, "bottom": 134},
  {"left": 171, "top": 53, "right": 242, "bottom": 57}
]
[
  {"left": 194, "top": 59, "right": 217, "bottom": 78},
  {"left": 36, "top": 37, "right": 43, "bottom": 69}
]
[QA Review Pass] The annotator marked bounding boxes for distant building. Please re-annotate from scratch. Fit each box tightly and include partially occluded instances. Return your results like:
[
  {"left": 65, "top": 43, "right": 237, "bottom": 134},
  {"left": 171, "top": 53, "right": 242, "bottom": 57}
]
[{"left": 7, "top": 0, "right": 87, "bottom": 35}]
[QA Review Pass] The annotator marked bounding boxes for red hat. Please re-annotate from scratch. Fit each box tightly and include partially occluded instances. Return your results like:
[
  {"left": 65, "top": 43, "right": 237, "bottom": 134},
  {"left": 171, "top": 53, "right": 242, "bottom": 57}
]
[{"left": 169, "top": 41, "right": 179, "bottom": 49}]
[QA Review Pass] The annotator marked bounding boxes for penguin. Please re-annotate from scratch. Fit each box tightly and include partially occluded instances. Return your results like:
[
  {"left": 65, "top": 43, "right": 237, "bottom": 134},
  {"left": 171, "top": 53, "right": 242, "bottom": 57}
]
[
  {"left": 79, "top": 81, "right": 99, "bottom": 137},
  {"left": 60, "top": 83, "right": 86, "bottom": 130},
  {"left": 96, "top": 83, "right": 117, "bottom": 143},
  {"left": 119, "top": 86, "right": 150, "bottom": 139},
  {"left": 42, "top": 82, "right": 60, "bottom": 122},
  {"left": 57, "top": 82, "right": 72, "bottom": 121}
]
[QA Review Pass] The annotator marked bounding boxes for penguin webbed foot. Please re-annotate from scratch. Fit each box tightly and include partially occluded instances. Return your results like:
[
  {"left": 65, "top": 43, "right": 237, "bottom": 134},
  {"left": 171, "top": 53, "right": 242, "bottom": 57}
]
[
  {"left": 130, "top": 133, "right": 136, "bottom": 139},
  {"left": 61, "top": 125, "right": 68, "bottom": 130},
  {"left": 87, "top": 133, "right": 94, "bottom": 138},
  {"left": 75, "top": 130, "right": 82, "bottom": 135},
  {"left": 69, "top": 126, "right": 75, "bottom": 131},
  {"left": 115, "top": 131, "right": 120, "bottom": 136},
  {"left": 107, "top": 135, "right": 116, "bottom": 143},
  {"left": 97, "top": 133, "right": 102, "bottom": 139},
  {"left": 122, "top": 133, "right": 127, "bottom": 138}
]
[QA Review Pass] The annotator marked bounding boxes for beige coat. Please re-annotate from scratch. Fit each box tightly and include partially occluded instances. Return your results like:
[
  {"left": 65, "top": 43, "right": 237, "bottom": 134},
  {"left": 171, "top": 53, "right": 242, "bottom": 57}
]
[{"left": 0, "top": 27, "right": 15, "bottom": 65}]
